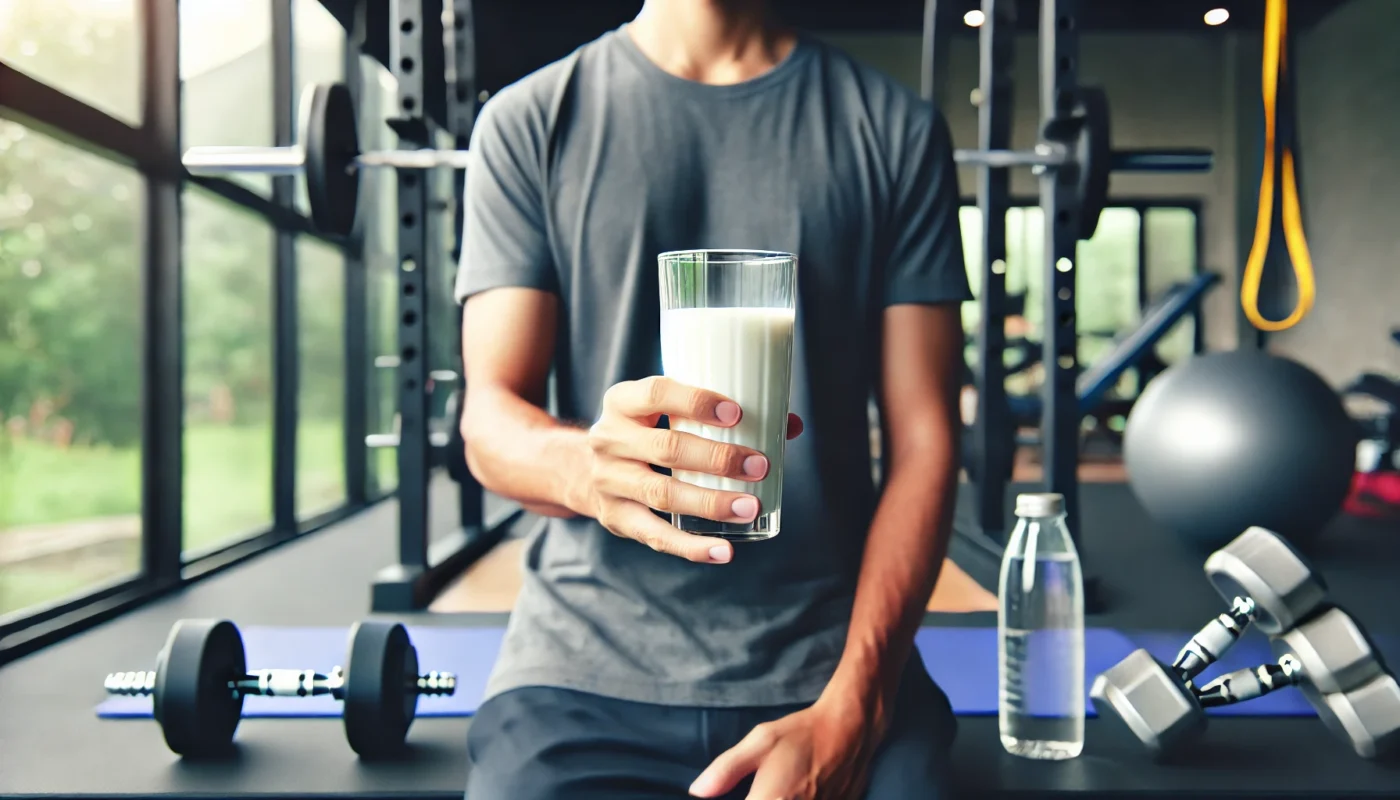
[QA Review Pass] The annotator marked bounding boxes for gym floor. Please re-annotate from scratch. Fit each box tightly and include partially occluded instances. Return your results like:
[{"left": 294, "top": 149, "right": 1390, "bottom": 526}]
[{"left": 2, "top": 476, "right": 1397, "bottom": 799}]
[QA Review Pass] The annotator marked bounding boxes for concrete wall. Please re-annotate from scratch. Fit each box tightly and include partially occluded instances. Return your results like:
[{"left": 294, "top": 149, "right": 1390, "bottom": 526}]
[
  {"left": 1281, "top": 0, "right": 1400, "bottom": 385},
  {"left": 826, "top": 15, "right": 1397, "bottom": 381}
]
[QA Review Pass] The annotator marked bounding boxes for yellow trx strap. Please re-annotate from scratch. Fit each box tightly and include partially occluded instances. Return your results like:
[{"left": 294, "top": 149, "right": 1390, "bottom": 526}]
[{"left": 1241, "top": 0, "right": 1317, "bottom": 332}]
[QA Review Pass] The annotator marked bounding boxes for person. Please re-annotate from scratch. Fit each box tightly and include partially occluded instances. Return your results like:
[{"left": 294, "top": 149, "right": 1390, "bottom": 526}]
[{"left": 455, "top": 0, "right": 971, "bottom": 796}]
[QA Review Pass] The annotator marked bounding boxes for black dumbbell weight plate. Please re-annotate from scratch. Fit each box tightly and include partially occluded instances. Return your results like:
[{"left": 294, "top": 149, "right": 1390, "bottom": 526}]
[
  {"left": 152, "top": 619, "right": 247, "bottom": 757},
  {"left": 302, "top": 82, "right": 360, "bottom": 237},
  {"left": 343, "top": 620, "right": 418, "bottom": 758}
]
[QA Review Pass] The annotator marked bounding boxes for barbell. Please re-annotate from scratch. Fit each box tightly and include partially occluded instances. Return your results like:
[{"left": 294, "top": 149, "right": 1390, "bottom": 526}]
[{"left": 183, "top": 83, "right": 1212, "bottom": 239}]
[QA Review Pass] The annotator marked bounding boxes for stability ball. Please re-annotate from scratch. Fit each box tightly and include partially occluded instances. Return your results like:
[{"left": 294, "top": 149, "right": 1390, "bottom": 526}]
[{"left": 1123, "top": 350, "right": 1357, "bottom": 551}]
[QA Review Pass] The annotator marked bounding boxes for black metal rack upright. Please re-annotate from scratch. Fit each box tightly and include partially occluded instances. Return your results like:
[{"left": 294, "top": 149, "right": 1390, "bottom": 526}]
[{"left": 369, "top": 0, "right": 514, "bottom": 612}]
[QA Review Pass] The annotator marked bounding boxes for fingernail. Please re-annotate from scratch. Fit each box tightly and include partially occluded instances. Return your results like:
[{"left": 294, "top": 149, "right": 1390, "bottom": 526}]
[
  {"left": 731, "top": 496, "right": 758, "bottom": 519},
  {"left": 714, "top": 401, "right": 740, "bottom": 425},
  {"left": 708, "top": 545, "right": 731, "bottom": 564},
  {"left": 742, "top": 455, "right": 768, "bottom": 477}
]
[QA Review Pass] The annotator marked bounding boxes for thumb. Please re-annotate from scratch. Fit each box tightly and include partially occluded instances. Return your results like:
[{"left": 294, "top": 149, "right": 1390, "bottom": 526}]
[{"left": 689, "top": 725, "right": 777, "bottom": 797}]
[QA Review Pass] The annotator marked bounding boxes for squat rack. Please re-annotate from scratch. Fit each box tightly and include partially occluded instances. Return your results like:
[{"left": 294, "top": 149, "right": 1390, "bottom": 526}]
[{"left": 930, "top": 0, "right": 1213, "bottom": 601}]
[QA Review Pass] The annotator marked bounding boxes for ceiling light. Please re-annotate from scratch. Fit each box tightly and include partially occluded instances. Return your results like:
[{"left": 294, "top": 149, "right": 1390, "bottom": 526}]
[
  {"left": 964, "top": 10, "right": 986, "bottom": 27},
  {"left": 1204, "top": 8, "right": 1230, "bottom": 26}
]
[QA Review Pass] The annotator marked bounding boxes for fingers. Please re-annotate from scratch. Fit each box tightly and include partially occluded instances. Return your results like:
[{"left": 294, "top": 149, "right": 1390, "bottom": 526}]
[
  {"left": 598, "top": 500, "right": 734, "bottom": 564},
  {"left": 786, "top": 413, "right": 804, "bottom": 440},
  {"left": 591, "top": 424, "right": 770, "bottom": 482},
  {"left": 688, "top": 724, "right": 778, "bottom": 798},
  {"left": 604, "top": 376, "right": 742, "bottom": 426},
  {"left": 594, "top": 461, "right": 761, "bottom": 524}
]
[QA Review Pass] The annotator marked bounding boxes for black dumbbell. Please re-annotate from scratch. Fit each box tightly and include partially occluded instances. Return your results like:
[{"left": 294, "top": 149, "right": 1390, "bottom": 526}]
[{"left": 104, "top": 618, "right": 454, "bottom": 759}]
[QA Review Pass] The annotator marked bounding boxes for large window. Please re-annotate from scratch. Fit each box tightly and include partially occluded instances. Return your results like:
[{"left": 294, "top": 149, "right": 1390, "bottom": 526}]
[
  {"left": 297, "top": 236, "right": 348, "bottom": 518},
  {"left": 959, "top": 203, "right": 1199, "bottom": 400},
  {"left": 179, "top": 0, "right": 275, "bottom": 198},
  {"left": 0, "top": 0, "right": 141, "bottom": 125},
  {"left": 0, "top": 122, "right": 143, "bottom": 617},
  {"left": 182, "top": 189, "right": 276, "bottom": 555},
  {"left": 1144, "top": 207, "right": 1199, "bottom": 367}
]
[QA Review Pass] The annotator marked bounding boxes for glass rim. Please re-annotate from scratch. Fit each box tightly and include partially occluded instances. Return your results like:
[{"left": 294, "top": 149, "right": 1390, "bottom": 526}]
[{"left": 658, "top": 249, "right": 796, "bottom": 264}]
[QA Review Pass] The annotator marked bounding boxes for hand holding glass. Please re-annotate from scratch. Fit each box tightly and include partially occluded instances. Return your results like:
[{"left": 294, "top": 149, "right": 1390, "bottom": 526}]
[{"left": 658, "top": 250, "right": 798, "bottom": 540}]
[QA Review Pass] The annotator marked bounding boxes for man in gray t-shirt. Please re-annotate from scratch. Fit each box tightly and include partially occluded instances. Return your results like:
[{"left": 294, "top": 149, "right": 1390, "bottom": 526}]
[{"left": 456, "top": 1, "right": 971, "bottom": 797}]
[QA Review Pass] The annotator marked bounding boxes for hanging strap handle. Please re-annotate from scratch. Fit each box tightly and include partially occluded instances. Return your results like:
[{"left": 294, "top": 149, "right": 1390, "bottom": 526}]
[{"left": 1240, "top": 0, "right": 1317, "bottom": 332}]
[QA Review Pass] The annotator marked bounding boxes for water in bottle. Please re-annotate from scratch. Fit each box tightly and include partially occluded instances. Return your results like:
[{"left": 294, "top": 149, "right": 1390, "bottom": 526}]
[{"left": 997, "top": 492, "right": 1085, "bottom": 760}]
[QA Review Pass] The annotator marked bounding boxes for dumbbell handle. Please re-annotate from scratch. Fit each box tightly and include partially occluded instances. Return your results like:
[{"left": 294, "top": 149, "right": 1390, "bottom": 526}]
[
  {"left": 1172, "top": 596, "right": 1256, "bottom": 685},
  {"left": 1196, "top": 655, "right": 1303, "bottom": 708},
  {"left": 103, "top": 667, "right": 457, "bottom": 698}
]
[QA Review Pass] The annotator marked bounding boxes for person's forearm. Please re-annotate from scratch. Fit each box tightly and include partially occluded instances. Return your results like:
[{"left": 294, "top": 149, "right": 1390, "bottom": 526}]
[
  {"left": 461, "top": 383, "right": 596, "bottom": 518},
  {"left": 821, "top": 437, "right": 959, "bottom": 729}
]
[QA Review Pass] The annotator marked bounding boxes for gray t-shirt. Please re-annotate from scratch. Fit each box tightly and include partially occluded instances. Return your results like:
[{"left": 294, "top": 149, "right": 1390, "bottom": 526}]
[{"left": 456, "top": 27, "right": 971, "bottom": 708}]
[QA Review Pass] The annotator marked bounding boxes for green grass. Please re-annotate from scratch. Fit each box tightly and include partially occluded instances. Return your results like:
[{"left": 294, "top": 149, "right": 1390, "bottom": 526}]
[{"left": 0, "top": 419, "right": 349, "bottom": 616}]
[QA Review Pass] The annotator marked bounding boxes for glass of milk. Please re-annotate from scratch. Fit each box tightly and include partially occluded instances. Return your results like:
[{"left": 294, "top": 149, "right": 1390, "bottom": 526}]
[{"left": 658, "top": 249, "right": 798, "bottom": 541}]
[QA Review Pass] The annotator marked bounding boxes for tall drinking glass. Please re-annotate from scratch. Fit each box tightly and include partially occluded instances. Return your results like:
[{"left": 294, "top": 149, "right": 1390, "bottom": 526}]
[{"left": 658, "top": 249, "right": 798, "bottom": 541}]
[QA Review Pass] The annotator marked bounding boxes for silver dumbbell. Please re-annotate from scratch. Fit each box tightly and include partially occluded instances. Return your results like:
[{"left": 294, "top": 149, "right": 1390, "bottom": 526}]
[{"left": 1092, "top": 526, "right": 1328, "bottom": 757}]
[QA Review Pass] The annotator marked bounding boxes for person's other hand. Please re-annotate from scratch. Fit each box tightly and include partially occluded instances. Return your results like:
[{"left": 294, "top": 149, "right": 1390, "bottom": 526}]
[
  {"left": 687, "top": 698, "right": 877, "bottom": 800},
  {"left": 584, "top": 376, "right": 802, "bottom": 563}
]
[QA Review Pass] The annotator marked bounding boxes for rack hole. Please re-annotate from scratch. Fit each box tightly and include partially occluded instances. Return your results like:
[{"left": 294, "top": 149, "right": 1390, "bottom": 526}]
[
  {"left": 403, "top": 311, "right": 418, "bottom": 327},
  {"left": 403, "top": 345, "right": 418, "bottom": 362},
  {"left": 400, "top": 19, "right": 415, "bottom": 33},
  {"left": 403, "top": 96, "right": 417, "bottom": 113},
  {"left": 401, "top": 57, "right": 415, "bottom": 73},
  {"left": 402, "top": 212, "right": 417, "bottom": 228}
]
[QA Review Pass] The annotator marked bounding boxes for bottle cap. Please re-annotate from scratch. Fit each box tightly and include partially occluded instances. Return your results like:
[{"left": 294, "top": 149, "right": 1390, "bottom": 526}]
[{"left": 1015, "top": 492, "right": 1064, "bottom": 518}]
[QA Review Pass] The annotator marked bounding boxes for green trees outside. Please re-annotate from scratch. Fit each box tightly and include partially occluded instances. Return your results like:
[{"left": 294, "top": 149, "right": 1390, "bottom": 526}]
[{"left": 0, "top": 0, "right": 354, "bottom": 615}]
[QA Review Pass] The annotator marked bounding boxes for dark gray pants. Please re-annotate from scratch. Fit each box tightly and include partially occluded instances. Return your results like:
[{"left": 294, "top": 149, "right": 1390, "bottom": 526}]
[{"left": 464, "top": 665, "right": 958, "bottom": 799}]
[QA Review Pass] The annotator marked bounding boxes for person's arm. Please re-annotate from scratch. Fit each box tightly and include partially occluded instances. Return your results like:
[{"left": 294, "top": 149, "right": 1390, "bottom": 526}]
[
  {"left": 460, "top": 288, "right": 595, "bottom": 519},
  {"left": 819, "top": 302, "right": 963, "bottom": 729},
  {"left": 821, "top": 102, "right": 971, "bottom": 733},
  {"left": 453, "top": 88, "right": 594, "bottom": 519}
]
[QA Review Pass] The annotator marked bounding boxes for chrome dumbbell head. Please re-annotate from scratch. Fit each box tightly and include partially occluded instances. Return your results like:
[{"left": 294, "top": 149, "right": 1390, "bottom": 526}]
[
  {"left": 1090, "top": 649, "right": 1207, "bottom": 758},
  {"left": 1272, "top": 606, "right": 1400, "bottom": 760},
  {"left": 1204, "top": 526, "right": 1327, "bottom": 636}
]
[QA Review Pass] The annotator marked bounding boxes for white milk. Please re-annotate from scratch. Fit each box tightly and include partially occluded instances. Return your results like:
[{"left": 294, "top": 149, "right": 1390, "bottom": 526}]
[{"left": 660, "top": 306, "right": 796, "bottom": 529}]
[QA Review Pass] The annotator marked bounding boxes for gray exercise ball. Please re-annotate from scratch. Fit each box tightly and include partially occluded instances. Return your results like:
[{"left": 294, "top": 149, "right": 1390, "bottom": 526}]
[{"left": 1123, "top": 350, "right": 1357, "bottom": 552}]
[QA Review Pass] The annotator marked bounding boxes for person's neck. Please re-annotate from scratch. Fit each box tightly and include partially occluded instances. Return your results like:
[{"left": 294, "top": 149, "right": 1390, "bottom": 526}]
[{"left": 626, "top": 0, "right": 796, "bottom": 85}]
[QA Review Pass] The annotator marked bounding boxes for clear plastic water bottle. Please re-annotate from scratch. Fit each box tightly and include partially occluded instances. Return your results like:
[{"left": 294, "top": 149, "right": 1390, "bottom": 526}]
[{"left": 997, "top": 492, "right": 1085, "bottom": 759}]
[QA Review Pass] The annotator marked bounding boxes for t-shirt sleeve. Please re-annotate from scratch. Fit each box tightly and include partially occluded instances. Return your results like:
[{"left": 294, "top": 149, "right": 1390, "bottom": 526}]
[
  {"left": 882, "top": 106, "right": 973, "bottom": 307},
  {"left": 454, "top": 93, "right": 557, "bottom": 304}
]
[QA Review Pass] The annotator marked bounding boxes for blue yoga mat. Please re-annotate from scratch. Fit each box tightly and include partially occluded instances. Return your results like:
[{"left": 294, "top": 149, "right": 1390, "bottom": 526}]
[
  {"left": 99, "top": 625, "right": 1368, "bottom": 721},
  {"left": 98, "top": 626, "right": 1135, "bottom": 719}
]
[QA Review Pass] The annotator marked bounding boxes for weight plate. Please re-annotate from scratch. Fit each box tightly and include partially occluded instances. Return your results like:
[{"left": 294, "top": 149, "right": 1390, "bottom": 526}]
[
  {"left": 1074, "top": 85, "right": 1112, "bottom": 241},
  {"left": 343, "top": 620, "right": 418, "bottom": 759},
  {"left": 302, "top": 82, "right": 361, "bottom": 237},
  {"left": 152, "top": 619, "right": 246, "bottom": 757}
]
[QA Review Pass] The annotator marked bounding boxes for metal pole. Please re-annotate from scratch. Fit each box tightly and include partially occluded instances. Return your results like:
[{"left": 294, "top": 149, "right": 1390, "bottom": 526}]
[
  {"left": 393, "top": 0, "right": 432, "bottom": 589},
  {"left": 271, "top": 0, "right": 298, "bottom": 536},
  {"left": 138, "top": 0, "right": 183, "bottom": 588},
  {"left": 920, "top": 0, "right": 938, "bottom": 102},
  {"left": 1039, "top": 0, "right": 1084, "bottom": 549},
  {"left": 974, "top": 0, "right": 1016, "bottom": 541},
  {"left": 183, "top": 146, "right": 305, "bottom": 174}
]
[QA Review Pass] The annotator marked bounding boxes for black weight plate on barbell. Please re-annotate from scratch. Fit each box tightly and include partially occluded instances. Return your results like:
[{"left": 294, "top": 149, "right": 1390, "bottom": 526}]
[
  {"left": 152, "top": 619, "right": 246, "bottom": 757},
  {"left": 1075, "top": 85, "right": 1112, "bottom": 241},
  {"left": 343, "top": 620, "right": 418, "bottom": 759},
  {"left": 302, "top": 82, "right": 360, "bottom": 237}
]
